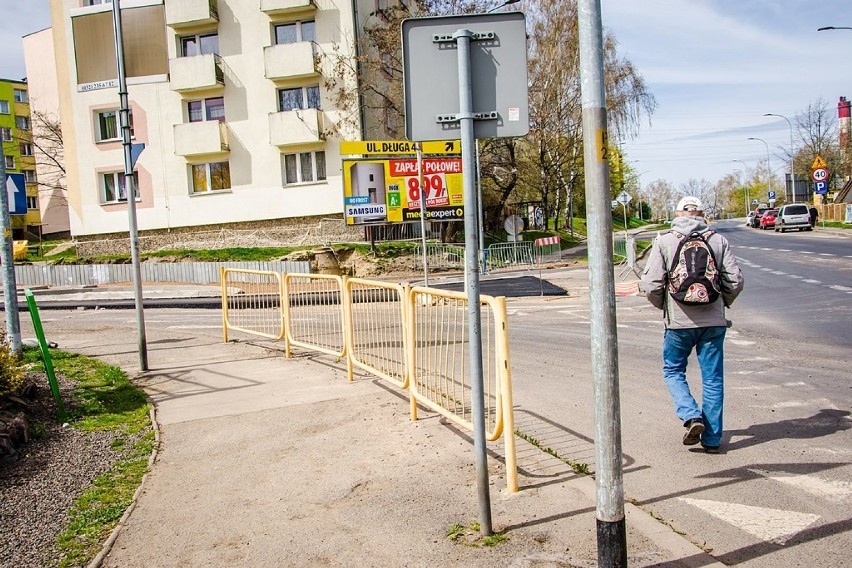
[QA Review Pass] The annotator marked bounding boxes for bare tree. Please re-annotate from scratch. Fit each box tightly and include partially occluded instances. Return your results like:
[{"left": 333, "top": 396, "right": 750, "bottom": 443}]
[
  {"left": 645, "top": 178, "right": 676, "bottom": 220},
  {"left": 794, "top": 98, "right": 846, "bottom": 191},
  {"left": 19, "top": 110, "right": 67, "bottom": 206}
]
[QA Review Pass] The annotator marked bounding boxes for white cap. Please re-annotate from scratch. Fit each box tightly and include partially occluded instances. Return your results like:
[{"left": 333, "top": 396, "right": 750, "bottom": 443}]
[{"left": 676, "top": 196, "right": 703, "bottom": 211}]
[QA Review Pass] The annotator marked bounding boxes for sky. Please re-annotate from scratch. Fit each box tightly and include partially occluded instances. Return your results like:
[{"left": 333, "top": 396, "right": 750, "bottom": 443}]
[
  {"left": 2, "top": 1, "right": 850, "bottom": 193},
  {"left": 599, "top": 0, "right": 852, "bottom": 191}
]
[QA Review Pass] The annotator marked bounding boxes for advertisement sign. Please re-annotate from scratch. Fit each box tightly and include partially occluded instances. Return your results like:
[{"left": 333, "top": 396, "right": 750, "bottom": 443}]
[{"left": 342, "top": 158, "right": 464, "bottom": 225}]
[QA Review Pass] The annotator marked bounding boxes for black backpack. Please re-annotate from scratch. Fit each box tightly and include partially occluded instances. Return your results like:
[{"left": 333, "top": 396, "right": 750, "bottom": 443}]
[{"left": 667, "top": 231, "right": 721, "bottom": 305}]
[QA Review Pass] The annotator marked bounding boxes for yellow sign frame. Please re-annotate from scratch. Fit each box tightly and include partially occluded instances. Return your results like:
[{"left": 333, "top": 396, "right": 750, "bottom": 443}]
[{"left": 339, "top": 140, "right": 461, "bottom": 156}]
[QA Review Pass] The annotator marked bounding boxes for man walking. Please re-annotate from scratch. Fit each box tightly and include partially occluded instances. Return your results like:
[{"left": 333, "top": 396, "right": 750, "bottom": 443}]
[{"left": 641, "top": 196, "right": 744, "bottom": 453}]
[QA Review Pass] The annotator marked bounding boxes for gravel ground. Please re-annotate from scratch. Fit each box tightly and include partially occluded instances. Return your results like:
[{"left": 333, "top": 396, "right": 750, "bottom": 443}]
[{"left": 0, "top": 374, "right": 124, "bottom": 568}]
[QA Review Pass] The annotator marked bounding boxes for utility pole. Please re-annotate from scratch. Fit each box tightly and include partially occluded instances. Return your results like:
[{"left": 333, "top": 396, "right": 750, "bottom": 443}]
[
  {"left": 112, "top": 0, "right": 148, "bottom": 370},
  {"left": 578, "top": 1, "right": 627, "bottom": 566},
  {"left": 0, "top": 142, "right": 22, "bottom": 355}
]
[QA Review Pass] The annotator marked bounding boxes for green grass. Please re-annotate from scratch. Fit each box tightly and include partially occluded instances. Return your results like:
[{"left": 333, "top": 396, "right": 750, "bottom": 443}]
[
  {"left": 22, "top": 348, "right": 154, "bottom": 567},
  {"left": 446, "top": 521, "right": 508, "bottom": 547},
  {"left": 514, "top": 428, "right": 591, "bottom": 475}
]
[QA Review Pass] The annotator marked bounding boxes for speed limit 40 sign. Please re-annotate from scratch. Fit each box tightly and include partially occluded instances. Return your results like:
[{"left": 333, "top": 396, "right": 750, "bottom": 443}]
[{"left": 812, "top": 167, "right": 829, "bottom": 182}]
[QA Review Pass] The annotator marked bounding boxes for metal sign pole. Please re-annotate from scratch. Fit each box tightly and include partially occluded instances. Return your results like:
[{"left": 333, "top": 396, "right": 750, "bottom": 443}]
[
  {"left": 416, "top": 144, "right": 429, "bottom": 287},
  {"left": 0, "top": 143, "right": 21, "bottom": 354},
  {"left": 112, "top": 0, "right": 148, "bottom": 371},
  {"left": 578, "top": 0, "right": 627, "bottom": 565},
  {"left": 455, "top": 28, "right": 492, "bottom": 537}
]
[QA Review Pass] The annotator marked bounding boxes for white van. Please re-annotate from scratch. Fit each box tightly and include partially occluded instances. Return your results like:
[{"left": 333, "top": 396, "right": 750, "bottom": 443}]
[{"left": 775, "top": 203, "right": 812, "bottom": 232}]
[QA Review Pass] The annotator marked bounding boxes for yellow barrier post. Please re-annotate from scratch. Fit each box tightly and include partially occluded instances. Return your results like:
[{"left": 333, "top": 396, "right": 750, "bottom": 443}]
[
  {"left": 406, "top": 284, "right": 418, "bottom": 421},
  {"left": 221, "top": 266, "right": 229, "bottom": 343},
  {"left": 343, "top": 276, "right": 354, "bottom": 381},
  {"left": 496, "top": 296, "right": 518, "bottom": 493}
]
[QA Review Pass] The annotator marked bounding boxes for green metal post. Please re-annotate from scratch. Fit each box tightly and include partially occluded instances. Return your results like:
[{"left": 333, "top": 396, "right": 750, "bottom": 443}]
[{"left": 24, "top": 289, "right": 67, "bottom": 422}]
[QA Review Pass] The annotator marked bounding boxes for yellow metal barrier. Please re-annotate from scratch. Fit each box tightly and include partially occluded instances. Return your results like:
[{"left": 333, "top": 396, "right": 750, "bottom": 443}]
[
  {"left": 344, "top": 278, "right": 409, "bottom": 388},
  {"left": 220, "top": 267, "right": 286, "bottom": 343},
  {"left": 407, "top": 286, "right": 517, "bottom": 492},
  {"left": 283, "top": 273, "right": 347, "bottom": 360}
]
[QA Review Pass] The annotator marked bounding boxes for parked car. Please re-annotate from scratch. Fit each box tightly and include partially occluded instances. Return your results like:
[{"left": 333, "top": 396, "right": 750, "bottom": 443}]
[
  {"left": 746, "top": 211, "right": 756, "bottom": 226},
  {"left": 751, "top": 206, "right": 770, "bottom": 228},
  {"left": 759, "top": 208, "right": 779, "bottom": 230},
  {"left": 775, "top": 203, "right": 812, "bottom": 232}
]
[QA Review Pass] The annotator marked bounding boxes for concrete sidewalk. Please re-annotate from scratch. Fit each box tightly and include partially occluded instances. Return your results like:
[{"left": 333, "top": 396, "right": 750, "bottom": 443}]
[{"left": 15, "top": 275, "right": 724, "bottom": 568}]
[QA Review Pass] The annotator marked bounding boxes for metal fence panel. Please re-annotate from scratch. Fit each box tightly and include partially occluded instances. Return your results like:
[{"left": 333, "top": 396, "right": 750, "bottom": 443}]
[
  {"left": 345, "top": 279, "right": 409, "bottom": 388},
  {"left": 14, "top": 261, "right": 311, "bottom": 287},
  {"left": 283, "top": 273, "right": 346, "bottom": 359},
  {"left": 221, "top": 268, "right": 285, "bottom": 341},
  {"left": 486, "top": 242, "right": 534, "bottom": 270}
]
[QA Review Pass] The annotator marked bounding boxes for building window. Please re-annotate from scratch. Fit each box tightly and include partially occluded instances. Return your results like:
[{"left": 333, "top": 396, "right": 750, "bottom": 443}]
[
  {"left": 180, "top": 33, "right": 219, "bottom": 57},
  {"left": 277, "top": 86, "right": 320, "bottom": 112},
  {"left": 15, "top": 116, "right": 30, "bottom": 130},
  {"left": 283, "top": 151, "right": 325, "bottom": 185},
  {"left": 274, "top": 20, "right": 315, "bottom": 45},
  {"left": 20, "top": 143, "right": 33, "bottom": 156},
  {"left": 0, "top": 101, "right": 9, "bottom": 114},
  {"left": 0, "top": 127, "right": 11, "bottom": 141},
  {"left": 27, "top": 196, "right": 38, "bottom": 210},
  {"left": 101, "top": 171, "right": 139, "bottom": 204},
  {"left": 95, "top": 110, "right": 134, "bottom": 142},
  {"left": 191, "top": 162, "right": 231, "bottom": 193},
  {"left": 188, "top": 97, "right": 225, "bottom": 123},
  {"left": 4, "top": 156, "right": 14, "bottom": 170},
  {"left": 23, "top": 170, "right": 37, "bottom": 183},
  {"left": 13, "top": 89, "right": 28, "bottom": 103}
]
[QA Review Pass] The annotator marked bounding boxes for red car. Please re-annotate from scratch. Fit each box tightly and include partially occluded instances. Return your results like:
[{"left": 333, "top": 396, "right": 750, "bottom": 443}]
[{"left": 759, "top": 208, "right": 779, "bottom": 230}]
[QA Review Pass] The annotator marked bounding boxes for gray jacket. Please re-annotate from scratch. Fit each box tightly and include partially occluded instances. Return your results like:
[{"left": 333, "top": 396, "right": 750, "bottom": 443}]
[{"left": 640, "top": 217, "right": 744, "bottom": 329}]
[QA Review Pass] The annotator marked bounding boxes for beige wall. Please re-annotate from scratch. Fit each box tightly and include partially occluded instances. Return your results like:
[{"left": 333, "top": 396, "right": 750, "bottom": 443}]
[
  {"left": 23, "top": 27, "right": 71, "bottom": 236},
  {"left": 50, "top": 0, "right": 362, "bottom": 238}
]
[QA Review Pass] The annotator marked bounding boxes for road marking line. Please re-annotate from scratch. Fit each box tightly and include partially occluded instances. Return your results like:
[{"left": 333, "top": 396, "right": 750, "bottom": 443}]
[
  {"left": 777, "top": 249, "right": 792, "bottom": 252},
  {"left": 751, "top": 470, "right": 852, "bottom": 502},
  {"left": 760, "top": 267, "right": 772, "bottom": 271},
  {"left": 759, "top": 247, "right": 772, "bottom": 251},
  {"left": 818, "top": 253, "right": 833, "bottom": 256},
  {"left": 787, "top": 274, "right": 803, "bottom": 278},
  {"left": 770, "top": 271, "right": 786, "bottom": 275},
  {"left": 782, "top": 381, "right": 807, "bottom": 386},
  {"left": 679, "top": 498, "right": 820, "bottom": 544},
  {"left": 801, "top": 251, "right": 815, "bottom": 254},
  {"left": 803, "top": 279, "right": 821, "bottom": 284},
  {"left": 829, "top": 285, "right": 852, "bottom": 292}
]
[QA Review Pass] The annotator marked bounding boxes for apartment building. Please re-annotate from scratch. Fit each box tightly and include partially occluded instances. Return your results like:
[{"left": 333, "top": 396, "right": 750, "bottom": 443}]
[
  {"left": 42, "top": 0, "right": 371, "bottom": 254},
  {"left": 0, "top": 78, "right": 42, "bottom": 239}
]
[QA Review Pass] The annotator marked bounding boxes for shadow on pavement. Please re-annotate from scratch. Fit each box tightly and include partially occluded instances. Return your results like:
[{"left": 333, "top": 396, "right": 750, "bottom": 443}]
[{"left": 431, "top": 275, "right": 568, "bottom": 297}]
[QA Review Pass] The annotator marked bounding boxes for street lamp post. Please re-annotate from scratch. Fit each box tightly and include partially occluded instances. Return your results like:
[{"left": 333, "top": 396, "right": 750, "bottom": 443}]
[
  {"left": 764, "top": 113, "right": 796, "bottom": 203},
  {"left": 732, "top": 159, "right": 751, "bottom": 215},
  {"left": 747, "top": 137, "right": 772, "bottom": 205}
]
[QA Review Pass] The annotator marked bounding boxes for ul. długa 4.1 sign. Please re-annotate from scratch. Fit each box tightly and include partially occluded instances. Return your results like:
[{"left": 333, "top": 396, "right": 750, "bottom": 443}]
[{"left": 341, "top": 158, "right": 464, "bottom": 225}]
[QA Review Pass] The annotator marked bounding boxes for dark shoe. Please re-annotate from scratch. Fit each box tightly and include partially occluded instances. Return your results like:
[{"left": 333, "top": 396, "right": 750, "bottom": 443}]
[
  {"left": 701, "top": 444, "right": 720, "bottom": 454},
  {"left": 683, "top": 418, "right": 704, "bottom": 446}
]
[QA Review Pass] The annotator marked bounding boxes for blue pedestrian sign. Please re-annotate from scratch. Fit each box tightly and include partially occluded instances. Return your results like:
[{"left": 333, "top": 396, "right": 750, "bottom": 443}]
[
  {"left": 5, "top": 173, "right": 28, "bottom": 216},
  {"left": 814, "top": 180, "right": 828, "bottom": 195}
]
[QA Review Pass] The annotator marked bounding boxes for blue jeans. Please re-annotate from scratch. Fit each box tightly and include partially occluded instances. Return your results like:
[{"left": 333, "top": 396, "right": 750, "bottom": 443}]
[{"left": 662, "top": 327, "right": 727, "bottom": 446}]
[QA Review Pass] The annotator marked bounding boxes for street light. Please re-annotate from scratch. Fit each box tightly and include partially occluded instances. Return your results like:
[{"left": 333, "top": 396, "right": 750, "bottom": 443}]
[
  {"left": 732, "top": 159, "right": 751, "bottom": 215},
  {"left": 747, "top": 137, "right": 772, "bottom": 204},
  {"left": 764, "top": 113, "right": 796, "bottom": 203}
]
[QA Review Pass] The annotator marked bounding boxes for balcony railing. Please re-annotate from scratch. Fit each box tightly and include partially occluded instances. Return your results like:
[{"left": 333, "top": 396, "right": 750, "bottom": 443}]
[
  {"left": 169, "top": 53, "right": 224, "bottom": 93},
  {"left": 264, "top": 43, "right": 318, "bottom": 81},
  {"left": 268, "top": 109, "right": 324, "bottom": 147},
  {"left": 260, "top": 0, "right": 316, "bottom": 16},
  {"left": 174, "top": 121, "right": 229, "bottom": 157},
  {"left": 165, "top": 0, "right": 219, "bottom": 29}
]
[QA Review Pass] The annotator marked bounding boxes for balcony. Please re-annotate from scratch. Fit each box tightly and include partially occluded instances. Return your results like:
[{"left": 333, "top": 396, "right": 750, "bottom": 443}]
[
  {"left": 264, "top": 43, "right": 318, "bottom": 81},
  {"left": 165, "top": 0, "right": 219, "bottom": 29},
  {"left": 260, "top": 0, "right": 316, "bottom": 17},
  {"left": 268, "top": 109, "right": 324, "bottom": 147},
  {"left": 169, "top": 54, "right": 224, "bottom": 93},
  {"left": 174, "top": 121, "right": 229, "bottom": 157}
]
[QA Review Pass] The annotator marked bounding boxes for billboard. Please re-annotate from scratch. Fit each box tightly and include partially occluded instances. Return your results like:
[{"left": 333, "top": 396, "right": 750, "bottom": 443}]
[{"left": 342, "top": 158, "right": 464, "bottom": 225}]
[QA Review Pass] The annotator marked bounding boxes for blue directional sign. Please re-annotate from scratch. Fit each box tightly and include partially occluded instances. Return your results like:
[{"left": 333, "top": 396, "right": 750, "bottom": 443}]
[
  {"left": 814, "top": 180, "right": 828, "bottom": 195},
  {"left": 5, "top": 173, "right": 28, "bottom": 216},
  {"left": 768, "top": 190, "right": 776, "bottom": 200}
]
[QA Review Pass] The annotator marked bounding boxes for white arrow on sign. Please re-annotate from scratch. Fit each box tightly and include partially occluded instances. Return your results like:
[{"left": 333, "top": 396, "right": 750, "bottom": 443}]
[{"left": 5, "top": 176, "right": 21, "bottom": 215}]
